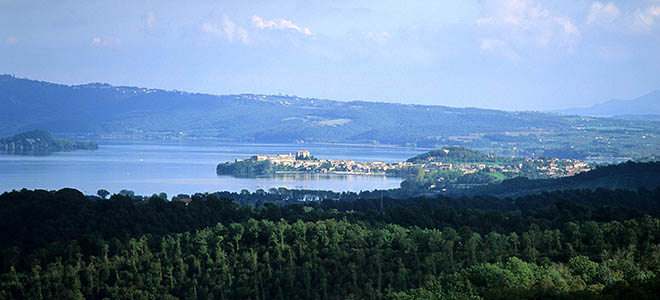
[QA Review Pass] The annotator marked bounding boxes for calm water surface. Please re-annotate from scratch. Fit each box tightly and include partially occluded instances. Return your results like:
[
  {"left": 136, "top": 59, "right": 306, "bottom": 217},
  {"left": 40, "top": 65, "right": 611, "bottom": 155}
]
[{"left": 0, "top": 140, "right": 423, "bottom": 196}]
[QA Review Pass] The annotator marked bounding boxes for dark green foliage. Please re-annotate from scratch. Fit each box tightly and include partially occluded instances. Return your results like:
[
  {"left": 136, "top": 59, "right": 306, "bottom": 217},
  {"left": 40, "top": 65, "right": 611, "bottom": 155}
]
[
  {"left": 216, "top": 160, "right": 293, "bottom": 176},
  {"left": 406, "top": 146, "right": 492, "bottom": 163},
  {"left": 96, "top": 189, "right": 110, "bottom": 200},
  {"left": 466, "top": 161, "right": 660, "bottom": 197},
  {"left": 0, "top": 130, "right": 97, "bottom": 154},
  {"left": 1, "top": 185, "right": 660, "bottom": 299},
  {"left": 3, "top": 214, "right": 660, "bottom": 299}
]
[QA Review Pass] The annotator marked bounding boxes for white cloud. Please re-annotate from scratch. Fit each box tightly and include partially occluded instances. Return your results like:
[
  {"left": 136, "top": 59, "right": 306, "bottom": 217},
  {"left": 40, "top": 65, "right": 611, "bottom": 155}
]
[
  {"left": 365, "top": 31, "right": 391, "bottom": 44},
  {"left": 252, "top": 16, "right": 312, "bottom": 36},
  {"left": 5, "top": 37, "right": 18, "bottom": 45},
  {"left": 479, "top": 38, "right": 519, "bottom": 59},
  {"left": 586, "top": 2, "right": 620, "bottom": 24},
  {"left": 476, "top": 0, "right": 579, "bottom": 52},
  {"left": 476, "top": 0, "right": 550, "bottom": 29},
  {"left": 554, "top": 17, "right": 579, "bottom": 35},
  {"left": 90, "top": 36, "right": 120, "bottom": 47},
  {"left": 635, "top": 6, "right": 660, "bottom": 29},
  {"left": 201, "top": 15, "right": 248, "bottom": 44},
  {"left": 480, "top": 38, "right": 505, "bottom": 50}
]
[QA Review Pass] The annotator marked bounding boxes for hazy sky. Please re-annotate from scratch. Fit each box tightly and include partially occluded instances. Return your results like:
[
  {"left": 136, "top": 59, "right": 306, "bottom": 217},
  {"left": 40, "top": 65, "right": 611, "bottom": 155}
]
[{"left": 1, "top": 0, "right": 659, "bottom": 110}]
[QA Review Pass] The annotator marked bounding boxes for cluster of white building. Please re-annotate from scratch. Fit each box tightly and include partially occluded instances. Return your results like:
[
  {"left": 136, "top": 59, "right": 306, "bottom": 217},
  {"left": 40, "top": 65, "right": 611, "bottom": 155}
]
[
  {"left": 237, "top": 150, "right": 410, "bottom": 175},
  {"left": 235, "top": 150, "right": 591, "bottom": 177}
]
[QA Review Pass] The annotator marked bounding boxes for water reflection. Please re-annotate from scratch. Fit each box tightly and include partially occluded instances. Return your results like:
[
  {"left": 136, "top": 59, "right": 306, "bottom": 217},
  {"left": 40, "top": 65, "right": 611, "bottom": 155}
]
[
  {"left": 0, "top": 140, "right": 422, "bottom": 196},
  {"left": 0, "top": 150, "right": 53, "bottom": 156},
  {"left": 228, "top": 173, "right": 392, "bottom": 180}
]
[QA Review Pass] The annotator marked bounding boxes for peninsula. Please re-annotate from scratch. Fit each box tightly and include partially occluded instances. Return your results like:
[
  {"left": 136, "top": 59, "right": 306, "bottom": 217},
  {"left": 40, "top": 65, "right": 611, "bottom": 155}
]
[
  {"left": 216, "top": 150, "right": 402, "bottom": 177},
  {"left": 217, "top": 147, "right": 592, "bottom": 191},
  {"left": 0, "top": 130, "right": 98, "bottom": 154}
]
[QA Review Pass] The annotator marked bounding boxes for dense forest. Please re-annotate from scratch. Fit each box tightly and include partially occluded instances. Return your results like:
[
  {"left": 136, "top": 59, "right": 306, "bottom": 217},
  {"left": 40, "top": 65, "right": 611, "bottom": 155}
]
[
  {"left": 406, "top": 146, "right": 498, "bottom": 163},
  {"left": 0, "top": 130, "right": 98, "bottom": 154},
  {"left": 216, "top": 160, "right": 294, "bottom": 177},
  {"left": 2, "top": 182, "right": 660, "bottom": 299}
]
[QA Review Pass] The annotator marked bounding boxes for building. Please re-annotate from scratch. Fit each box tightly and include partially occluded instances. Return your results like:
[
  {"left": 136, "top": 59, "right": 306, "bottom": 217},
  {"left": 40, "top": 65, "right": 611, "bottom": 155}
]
[
  {"left": 251, "top": 155, "right": 268, "bottom": 161},
  {"left": 270, "top": 154, "right": 296, "bottom": 165},
  {"left": 296, "top": 150, "right": 311, "bottom": 160}
]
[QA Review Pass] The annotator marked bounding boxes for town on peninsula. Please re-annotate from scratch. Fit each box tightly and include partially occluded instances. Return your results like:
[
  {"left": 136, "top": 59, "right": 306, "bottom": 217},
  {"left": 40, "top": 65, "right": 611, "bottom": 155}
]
[{"left": 217, "top": 146, "right": 592, "bottom": 191}]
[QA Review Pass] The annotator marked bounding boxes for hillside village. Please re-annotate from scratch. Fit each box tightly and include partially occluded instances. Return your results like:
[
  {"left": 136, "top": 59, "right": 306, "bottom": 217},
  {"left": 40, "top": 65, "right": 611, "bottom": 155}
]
[
  {"left": 232, "top": 150, "right": 406, "bottom": 175},
  {"left": 220, "top": 148, "right": 592, "bottom": 180}
]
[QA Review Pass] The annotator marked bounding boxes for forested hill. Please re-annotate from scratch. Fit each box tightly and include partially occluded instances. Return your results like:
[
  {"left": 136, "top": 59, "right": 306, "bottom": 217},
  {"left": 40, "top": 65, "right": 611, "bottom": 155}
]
[
  {"left": 462, "top": 161, "right": 660, "bottom": 197},
  {"left": 2, "top": 75, "right": 660, "bottom": 159},
  {"left": 3, "top": 187, "right": 660, "bottom": 299},
  {"left": 0, "top": 130, "right": 98, "bottom": 154},
  {"left": 407, "top": 146, "right": 492, "bottom": 163}
]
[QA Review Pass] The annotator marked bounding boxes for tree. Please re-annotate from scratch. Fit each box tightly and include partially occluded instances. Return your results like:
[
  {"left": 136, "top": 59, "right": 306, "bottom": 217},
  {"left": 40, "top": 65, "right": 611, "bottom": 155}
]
[
  {"left": 568, "top": 255, "right": 598, "bottom": 283},
  {"left": 97, "top": 189, "right": 110, "bottom": 200},
  {"left": 119, "top": 189, "right": 135, "bottom": 198}
]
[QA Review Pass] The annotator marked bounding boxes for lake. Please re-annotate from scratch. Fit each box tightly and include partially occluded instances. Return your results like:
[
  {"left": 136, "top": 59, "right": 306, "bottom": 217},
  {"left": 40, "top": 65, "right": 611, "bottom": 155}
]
[{"left": 0, "top": 140, "right": 424, "bottom": 197}]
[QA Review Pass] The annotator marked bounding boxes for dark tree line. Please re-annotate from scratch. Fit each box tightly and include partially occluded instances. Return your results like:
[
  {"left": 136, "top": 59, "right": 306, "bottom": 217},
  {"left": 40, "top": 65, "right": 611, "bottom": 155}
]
[
  {"left": 3, "top": 216, "right": 660, "bottom": 299},
  {"left": 1, "top": 186, "right": 660, "bottom": 299}
]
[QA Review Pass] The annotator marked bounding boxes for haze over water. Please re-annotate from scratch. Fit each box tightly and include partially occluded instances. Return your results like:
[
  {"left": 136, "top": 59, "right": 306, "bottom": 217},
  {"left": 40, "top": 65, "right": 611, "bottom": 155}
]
[{"left": 0, "top": 140, "right": 422, "bottom": 197}]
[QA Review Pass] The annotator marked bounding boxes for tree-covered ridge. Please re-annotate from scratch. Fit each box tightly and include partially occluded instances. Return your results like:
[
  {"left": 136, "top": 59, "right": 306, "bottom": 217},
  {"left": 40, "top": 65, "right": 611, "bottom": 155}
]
[
  {"left": 0, "top": 130, "right": 98, "bottom": 154},
  {"left": 216, "top": 160, "right": 292, "bottom": 177},
  {"left": 2, "top": 187, "right": 660, "bottom": 299},
  {"left": 4, "top": 186, "right": 660, "bottom": 257},
  {"left": 398, "top": 146, "right": 591, "bottom": 193},
  {"left": 2, "top": 75, "right": 660, "bottom": 160},
  {"left": 464, "top": 161, "right": 660, "bottom": 197},
  {"left": 4, "top": 218, "right": 660, "bottom": 300},
  {"left": 406, "top": 146, "right": 492, "bottom": 163}
]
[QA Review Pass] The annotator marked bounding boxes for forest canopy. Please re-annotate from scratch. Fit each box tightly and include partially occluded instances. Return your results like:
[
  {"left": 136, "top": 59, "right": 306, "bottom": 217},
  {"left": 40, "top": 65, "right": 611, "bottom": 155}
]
[{"left": 2, "top": 184, "right": 660, "bottom": 299}]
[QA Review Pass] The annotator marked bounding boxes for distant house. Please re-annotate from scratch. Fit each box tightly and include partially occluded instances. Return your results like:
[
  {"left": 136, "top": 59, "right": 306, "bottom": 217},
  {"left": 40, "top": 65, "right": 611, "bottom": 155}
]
[
  {"left": 428, "top": 162, "right": 452, "bottom": 170},
  {"left": 296, "top": 150, "right": 311, "bottom": 160},
  {"left": 251, "top": 155, "right": 268, "bottom": 161},
  {"left": 270, "top": 153, "right": 296, "bottom": 165}
]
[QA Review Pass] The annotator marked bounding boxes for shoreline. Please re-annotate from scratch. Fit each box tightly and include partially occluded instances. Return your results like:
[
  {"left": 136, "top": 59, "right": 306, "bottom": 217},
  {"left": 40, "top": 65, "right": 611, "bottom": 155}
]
[
  {"left": 70, "top": 136, "right": 432, "bottom": 151},
  {"left": 217, "top": 170, "right": 400, "bottom": 178}
]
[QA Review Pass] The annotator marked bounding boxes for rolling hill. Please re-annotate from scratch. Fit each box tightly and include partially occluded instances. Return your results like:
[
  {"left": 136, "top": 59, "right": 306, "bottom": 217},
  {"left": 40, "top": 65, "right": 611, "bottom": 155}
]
[
  {"left": 2, "top": 74, "right": 660, "bottom": 160},
  {"left": 554, "top": 90, "right": 660, "bottom": 119},
  {"left": 460, "top": 161, "right": 660, "bottom": 198}
]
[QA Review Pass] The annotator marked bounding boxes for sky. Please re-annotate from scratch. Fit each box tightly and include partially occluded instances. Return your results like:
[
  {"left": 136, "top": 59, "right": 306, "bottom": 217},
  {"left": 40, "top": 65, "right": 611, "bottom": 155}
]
[{"left": 1, "top": 0, "right": 659, "bottom": 111}]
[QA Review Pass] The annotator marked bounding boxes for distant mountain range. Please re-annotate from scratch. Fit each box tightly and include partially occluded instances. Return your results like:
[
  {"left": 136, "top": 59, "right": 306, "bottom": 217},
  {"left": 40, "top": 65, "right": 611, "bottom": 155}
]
[
  {"left": 0, "top": 74, "right": 567, "bottom": 144},
  {"left": 2, "top": 74, "right": 660, "bottom": 160},
  {"left": 553, "top": 90, "right": 660, "bottom": 119}
]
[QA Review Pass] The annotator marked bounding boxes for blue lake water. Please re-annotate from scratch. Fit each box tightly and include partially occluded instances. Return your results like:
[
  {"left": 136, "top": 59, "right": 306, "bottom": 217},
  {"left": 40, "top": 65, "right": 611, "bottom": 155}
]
[{"left": 0, "top": 140, "right": 424, "bottom": 197}]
